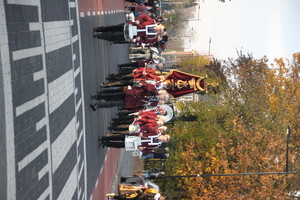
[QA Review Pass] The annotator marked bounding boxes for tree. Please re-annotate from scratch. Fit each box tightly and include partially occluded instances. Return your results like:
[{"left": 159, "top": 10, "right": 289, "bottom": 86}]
[{"left": 159, "top": 53, "right": 299, "bottom": 199}]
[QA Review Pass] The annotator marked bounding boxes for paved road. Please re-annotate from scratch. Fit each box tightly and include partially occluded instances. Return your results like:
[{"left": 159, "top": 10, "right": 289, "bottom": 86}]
[{"left": 0, "top": 0, "right": 134, "bottom": 199}]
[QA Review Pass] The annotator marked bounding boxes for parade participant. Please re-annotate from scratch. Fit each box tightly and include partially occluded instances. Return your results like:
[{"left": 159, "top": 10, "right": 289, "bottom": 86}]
[
  {"left": 108, "top": 119, "right": 165, "bottom": 132},
  {"left": 109, "top": 109, "right": 166, "bottom": 127},
  {"left": 118, "top": 58, "right": 164, "bottom": 71},
  {"left": 99, "top": 128, "right": 170, "bottom": 147},
  {"left": 105, "top": 188, "right": 166, "bottom": 200},
  {"left": 114, "top": 106, "right": 168, "bottom": 124},
  {"left": 108, "top": 123, "right": 167, "bottom": 136},
  {"left": 90, "top": 78, "right": 170, "bottom": 109},
  {"left": 135, "top": 168, "right": 165, "bottom": 179},
  {"left": 107, "top": 67, "right": 162, "bottom": 82},
  {"left": 93, "top": 14, "right": 165, "bottom": 45},
  {"left": 91, "top": 87, "right": 170, "bottom": 110},
  {"left": 142, "top": 147, "right": 169, "bottom": 159}
]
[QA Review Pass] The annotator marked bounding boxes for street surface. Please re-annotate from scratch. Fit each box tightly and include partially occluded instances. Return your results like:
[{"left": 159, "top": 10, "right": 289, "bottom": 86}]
[{"left": 0, "top": 0, "right": 134, "bottom": 199}]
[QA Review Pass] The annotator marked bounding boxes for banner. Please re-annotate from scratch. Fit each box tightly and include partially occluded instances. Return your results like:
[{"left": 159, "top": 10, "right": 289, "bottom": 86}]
[{"left": 163, "top": 70, "right": 206, "bottom": 97}]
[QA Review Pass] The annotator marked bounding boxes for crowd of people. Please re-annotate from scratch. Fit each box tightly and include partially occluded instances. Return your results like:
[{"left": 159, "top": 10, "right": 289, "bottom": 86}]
[{"left": 91, "top": 1, "right": 171, "bottom": 199}]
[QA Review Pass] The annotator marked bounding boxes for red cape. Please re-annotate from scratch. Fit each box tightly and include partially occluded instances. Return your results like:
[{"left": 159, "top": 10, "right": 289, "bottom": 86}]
[{"left": 163, "top": 70, "right": 207, "bottom": 97}]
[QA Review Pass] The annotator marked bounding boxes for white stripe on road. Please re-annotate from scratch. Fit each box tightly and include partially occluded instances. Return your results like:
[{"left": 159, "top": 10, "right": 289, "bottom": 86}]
[
  {"left": 15, "top": 94, "right": 45, "bottom": 116},
  {"left": 74, "top": 67, "right": 80, "bottom": 78},
  {"left": 74, "top": 87, "right": 78, "bottom": 96},
  {"left": 18, "top": 141, "right": 48, "bottom": 171},
  {"left": 34, "top": 1, "right": 54, "bottom": 199},
  {"left": 38, "top": 164, "right": 49, "bottom": 180},
  {"left": 37, "top": 187, "right": 50, "bottom": 200},
  {"left": 43, "top": 20, "right": 73, "bottom": 53},
  {"left": 75, "top": 99, "right": 82, "bottom": 112},
  {"left": 78, "top": 160, "right": 84, "bottom": 181},
  {"left": 29, "top": 22, "right": 43, "bottom": 31},
  {"left": 7, "top": 0, "right": 39, "bottom": 6},
  {"left": 12, "top": 46, "right": 43, "bottom": 61},
  {"left": 72, "top": 35, "right": 78, "bottom": 43},
  {"left": 36, "top": 117, "right": 46, "bottom": 131},
  {"left": 0, "top": 0, "right": 16, "bottom": 199},
  {"left": 51, "top": 117, "right": 76, "bottom": 172},
  {"left": 33, "top": 70, "right": 45, "bottom": 81},
  {"left": 57, "top": 164, "right": 78, "bottom": 200},
  {"left": 76, "top": 120, "right": 80, "bottom": 130},
  {"left": 77, "top": 129, "right": 83, "bottom": 148},
  {"left": 74, "top": 0, "right": 87, "bottom": 198},
  {"left": 48, "top": 69, "right": 74, "bottom": 113},
  {"left": 43, "top": 20, "right": 71, "bottom": 29}
]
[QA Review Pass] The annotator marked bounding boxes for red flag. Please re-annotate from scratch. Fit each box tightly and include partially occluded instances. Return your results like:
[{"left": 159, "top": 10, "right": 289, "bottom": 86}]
[{"left": 163, "top": 70, "right": 206, "bottom": 97}]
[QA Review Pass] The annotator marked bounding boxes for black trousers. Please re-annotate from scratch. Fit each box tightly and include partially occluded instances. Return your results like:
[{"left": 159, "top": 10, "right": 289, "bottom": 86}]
[
  {"left": 96, "top": 23, "right": 124, "bottom": 32},
  {"left": 102, "top": 135, "right": 126, "bottom": 141},
  {"left": 118, "top": 62, "right": 139, "bottom": 68},
  {"left": 94, "top": 100, "right": 124, "bottom": 108},
  {"left": 113, "top": 115, "right": 135, "bottom": 121},
  {"left": 118, "top": 110, "right": 136, "bottom": 116},
  {"left": 96, "top": 31, "right": 128, "bottom": 44},
  {"left": 102, "top": 135, "right": 126, "bottom": 148}
]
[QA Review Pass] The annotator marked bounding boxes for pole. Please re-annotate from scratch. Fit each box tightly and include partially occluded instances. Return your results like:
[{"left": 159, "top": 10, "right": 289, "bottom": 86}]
[
  {"left": 208, "top": 37, "right": 211, "bottom": 56},
  {"left": 198, "top": 4, "right": 200, "bottom": 20},
  {"left": 286, "top": 126, "right": 291, "bottom": 172},
  {"left": 148, "top": 171, "right": 297, "bottom": 180}
]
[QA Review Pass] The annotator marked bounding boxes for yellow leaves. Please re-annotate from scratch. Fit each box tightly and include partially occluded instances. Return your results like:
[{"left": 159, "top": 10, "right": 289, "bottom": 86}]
[{"left": 268, "top": 94, "right": 279, "bottom": 113}]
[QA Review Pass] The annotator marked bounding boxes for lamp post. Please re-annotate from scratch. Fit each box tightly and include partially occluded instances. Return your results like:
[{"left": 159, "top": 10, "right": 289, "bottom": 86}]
[
  {"left": 208, "top": 37, "right": 211, "bottom": 56},
  {"left": 149, "top": 171, "right": 297, "bottom": 180},
  {"left": 286, "top": 125, "right": 291, "bottom": 172}
]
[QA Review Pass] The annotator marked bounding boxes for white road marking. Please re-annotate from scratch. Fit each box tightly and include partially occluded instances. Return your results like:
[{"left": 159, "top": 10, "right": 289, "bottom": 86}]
[
  {"left": 38, "top": 164, "right": 49, "bottom": 180},
  {"left": 12, "top": 46, "right": 43, "bottom": 61},
  {"left": 75, "top": 98, "right": 82, "bottom": 112},
  {"left": 51, "top": 117, "right": 76, "bottom": 172},
  {"left": 29, "top": 22, "right": 43, "bottom": 31},
  {"left": 74, "top": 67, "right": 80, "bottom": 78},
  {"left": 18, "top": 141, "right": 48, "bottom": 171},
  {"left": 57, "top": 165, "right": 78, "bottom": 200},
  {"left": 33, "top": 70, "right": 45, "bottom": 81},
  {"left": 0, "top": 1, "right": 16, "bottom": 199},
  {"left": 15, "top": 94, "right": 45, "bottom": 116},
  {"left": 44, "top": 22, "right": 71, "bottom": 53},
  {"left": 48, "top": 69, "right": 74, "bottom": 113},
  {"left": 36, "top": 117, "right": 46, "bottom": 131},
  {"left": 74, "top": 0, "right": 87, "bottom": 198},
  {"left": 7, "top": 0, "right": 39, "bottom": 6},
  {"left": 37, "top": 187, "right": 50, "bottom": 200},
  {"left": 72, "top": 34, "right": 79, "bottom": 43}
]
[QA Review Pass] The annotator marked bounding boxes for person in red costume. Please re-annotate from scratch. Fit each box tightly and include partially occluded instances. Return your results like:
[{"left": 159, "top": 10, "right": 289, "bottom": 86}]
[
  {"left": 107, "top": 113, "right": 165, "bottom": 133},
  {"left": 93, "top": 14, "right": 166, "bottom": 45},
  {"left": 106, "top": 67, "right": 162, "bottom": 82},
  {"left": 99, "top": 126, "right": 170, "bottom": 149},
  {"left": 90, "top": 83, "right": 170, "bottom": 111}
]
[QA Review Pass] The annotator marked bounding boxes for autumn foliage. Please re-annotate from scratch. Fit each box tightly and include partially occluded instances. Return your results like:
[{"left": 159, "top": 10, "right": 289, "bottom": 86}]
[{"left": 162, "top": 53, "right": 300, "bottom": 199}]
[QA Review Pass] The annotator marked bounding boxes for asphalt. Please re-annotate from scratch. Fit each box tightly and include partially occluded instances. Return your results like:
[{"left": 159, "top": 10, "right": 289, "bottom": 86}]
[{"left": 0, "top": 0, "right": 136, "bottom": 199}]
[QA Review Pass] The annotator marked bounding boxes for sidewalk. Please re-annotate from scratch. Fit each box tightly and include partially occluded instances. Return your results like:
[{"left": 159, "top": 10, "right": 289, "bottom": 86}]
[{"left": 111, "top": 151, "right": 144, "bottom": 194}]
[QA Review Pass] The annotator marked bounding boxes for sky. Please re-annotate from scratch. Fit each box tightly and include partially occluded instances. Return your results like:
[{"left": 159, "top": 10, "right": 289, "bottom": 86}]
[{"left": 185, "top": 0, "right": 300, "bottom": 61}]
